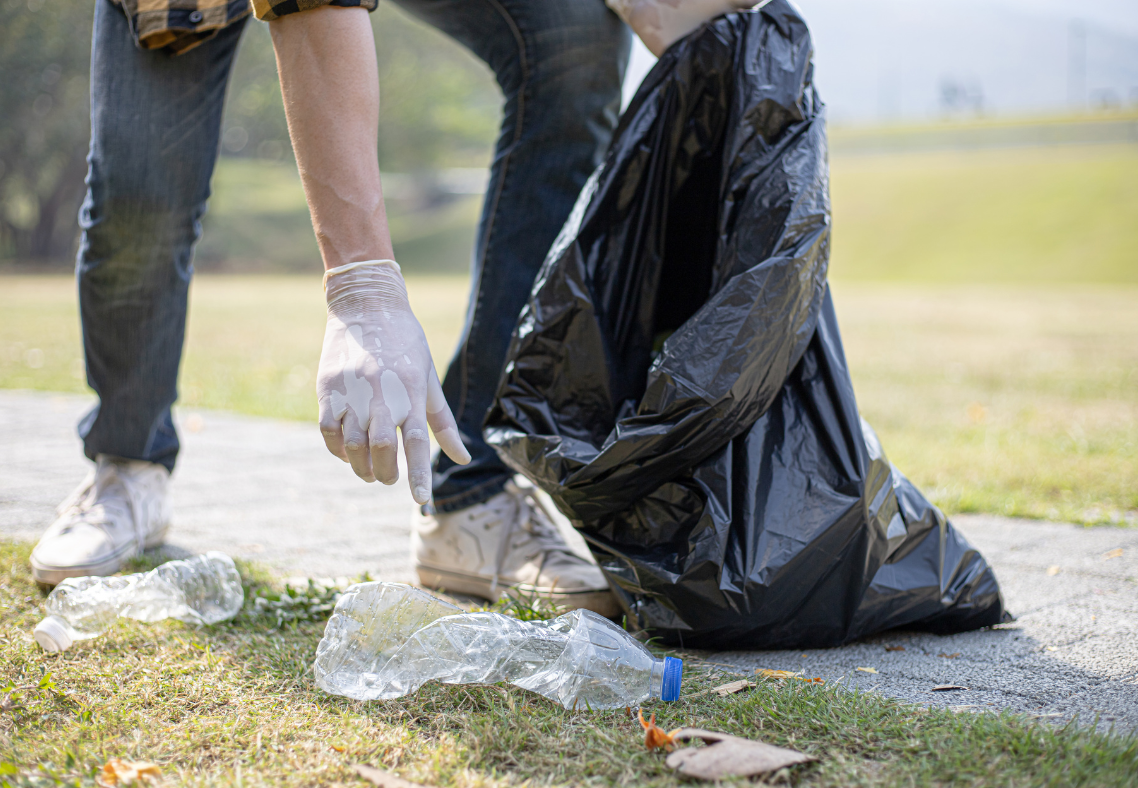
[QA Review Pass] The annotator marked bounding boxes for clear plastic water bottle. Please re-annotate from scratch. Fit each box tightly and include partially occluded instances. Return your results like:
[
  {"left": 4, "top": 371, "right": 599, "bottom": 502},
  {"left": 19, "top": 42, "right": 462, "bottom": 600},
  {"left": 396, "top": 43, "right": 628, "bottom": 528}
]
[
  {"left": 314, "top": 582, "right": 682, "bottom": 710},
  {"left": 33, "top": 552, "right": 244, "bottom": 652}
]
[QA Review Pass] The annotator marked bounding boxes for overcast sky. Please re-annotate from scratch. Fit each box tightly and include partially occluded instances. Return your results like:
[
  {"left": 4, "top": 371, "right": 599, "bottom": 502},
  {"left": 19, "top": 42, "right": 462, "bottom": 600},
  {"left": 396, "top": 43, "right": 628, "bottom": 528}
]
[{"left": 622, "top": 0, "right": 1138, "bottom": 122}]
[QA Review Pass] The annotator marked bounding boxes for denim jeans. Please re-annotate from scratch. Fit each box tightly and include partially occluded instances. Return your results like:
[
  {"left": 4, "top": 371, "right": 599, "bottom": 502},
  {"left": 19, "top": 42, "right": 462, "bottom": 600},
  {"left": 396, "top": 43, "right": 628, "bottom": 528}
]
[{"left": 78, "top": 0, "right": 628, "bottom": 509}]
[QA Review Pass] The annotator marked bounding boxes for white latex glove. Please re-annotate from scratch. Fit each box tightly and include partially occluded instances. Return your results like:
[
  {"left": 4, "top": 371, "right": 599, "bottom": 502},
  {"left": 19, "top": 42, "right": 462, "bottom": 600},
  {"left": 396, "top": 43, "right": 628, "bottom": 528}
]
[{"left": 318, "top": 260, "right": 470, "bottom": 503}]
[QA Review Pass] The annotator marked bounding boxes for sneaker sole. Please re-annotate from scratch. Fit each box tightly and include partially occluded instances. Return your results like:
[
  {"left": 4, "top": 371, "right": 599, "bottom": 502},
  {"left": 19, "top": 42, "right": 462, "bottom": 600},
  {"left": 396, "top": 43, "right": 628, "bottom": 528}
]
[
  {"left": 416, "top": 565, "right": 621, "bottom": 619},
  {"left": 30, "top": 522, "right": 171, "bottom": 588}
]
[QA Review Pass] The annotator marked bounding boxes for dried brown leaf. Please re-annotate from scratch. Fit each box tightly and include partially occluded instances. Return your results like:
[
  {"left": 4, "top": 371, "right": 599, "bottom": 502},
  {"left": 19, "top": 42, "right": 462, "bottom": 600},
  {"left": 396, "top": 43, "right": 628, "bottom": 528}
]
[
  {"left": 684, "top": 679, "right": 757, "bottom": 699},
  {"left": 95, "top": 759, "right": 162, "bottom": 787},
  {"left": 639, "top": 707, "right": 681, "bottom": 751},
  {"left": 1103, "top": 548, "right": 1124, "bottom": 560},
  {"left": 885, "top": 645, "right": 906, "bottom": 652},
  {"left": 753, "top": 669, "right": 822, "bottom": 684},
  {"left": 664, "top": 728, "right": 815, "bottom": 780},
  {"left": 712, "top": 679, "right": 756, "bottom": 696},
  {"left": 353, "top": 763, "right": 438, "bottom": 788},
  {"left": 939, "top": 652, "right": 961, "bottom": 659},
  {"left": 931, "top": 684, "right": 969, "bottom": 692}
]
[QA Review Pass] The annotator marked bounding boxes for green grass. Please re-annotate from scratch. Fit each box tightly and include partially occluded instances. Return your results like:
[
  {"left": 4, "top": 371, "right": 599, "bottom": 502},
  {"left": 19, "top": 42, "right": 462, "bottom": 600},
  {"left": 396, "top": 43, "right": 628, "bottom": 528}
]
[
  {"left": 187, "top": 136, "right": 1138, "bottom": 282},
  {"left": 828, "top": 143, "right": 1138, "bottom": 283},
  {"left": 2, "top": 541, "right": 1136, "bottom": 787},
  {"left": 1, "top": 275, "right": 1133, "bottom": 526}
]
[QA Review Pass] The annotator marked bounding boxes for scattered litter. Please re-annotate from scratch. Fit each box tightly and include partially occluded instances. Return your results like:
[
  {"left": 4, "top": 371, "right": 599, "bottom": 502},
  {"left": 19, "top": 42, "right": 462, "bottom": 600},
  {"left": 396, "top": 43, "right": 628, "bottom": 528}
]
[
  {"left": 1046, "top": 646, "right": 1059, "bottom": 652},
  {"left": 884, "top": 645, "right": 906, "bottom": 652},
  {"left": 315, "top": 582, "right": 682, "bottom": 709},
  {"left": 1046, "top": 566, "right": 1061, "bottom": 576},
  {"left": 754, "top": 669, "right": 823, "bottom": 684},
  {"left": 663, "top": 729, "right": 816, "bottom": 781},
  {"left": 95, "top": 759, "right": 161, "bottom": 787},
  {"left": 34, "top": 553, "right": 243, "bottom": 652},
  {"left": 931, "top": 685, "right": 969, "bottom": 692},
  {"left": 686, "top": 679, "right": 756, "bottom": 699},
  {"left": 939, "top": 652, "right": 961, "bottom": 659},
  {"left": 1103, "top": 548, "right": 1124, "bottom": 560},
  {"left": 353, "top": 763, "right": 437, "bottom": 788},
  {"left": 856, "top": 667, "right": 878, "bottom": 674}
]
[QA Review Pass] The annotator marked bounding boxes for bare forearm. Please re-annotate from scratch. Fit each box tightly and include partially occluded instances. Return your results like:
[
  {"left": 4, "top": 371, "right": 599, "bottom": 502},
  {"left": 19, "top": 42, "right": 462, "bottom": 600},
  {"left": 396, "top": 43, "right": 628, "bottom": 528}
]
[{"left": 270, "top": 7, "right": 393, "bottom": 270}]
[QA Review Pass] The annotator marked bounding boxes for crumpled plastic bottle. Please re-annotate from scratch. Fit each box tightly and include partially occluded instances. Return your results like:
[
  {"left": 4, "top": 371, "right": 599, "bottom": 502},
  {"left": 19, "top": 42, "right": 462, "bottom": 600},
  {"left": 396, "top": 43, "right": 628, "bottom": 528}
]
[
  {"left": 313, "top": 582, "right": 683, "bottom": 710},
  {"left": 33, "top": 552, "right": 244, "bottom": 652}
]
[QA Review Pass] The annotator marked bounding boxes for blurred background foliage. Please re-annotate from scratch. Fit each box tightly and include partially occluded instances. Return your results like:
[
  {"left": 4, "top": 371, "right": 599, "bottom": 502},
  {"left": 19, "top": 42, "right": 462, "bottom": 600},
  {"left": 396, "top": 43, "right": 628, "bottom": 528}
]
[
  {"left": 0, "top": 0, "right": 93, "bottom": 262},
  {"left": 0, "top": 0, "right": 500, "bottom": 268}
]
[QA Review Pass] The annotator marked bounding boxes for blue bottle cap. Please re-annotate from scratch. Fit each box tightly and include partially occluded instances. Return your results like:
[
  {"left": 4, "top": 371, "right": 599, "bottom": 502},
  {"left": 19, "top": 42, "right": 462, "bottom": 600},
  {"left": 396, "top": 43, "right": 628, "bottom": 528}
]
[{"left": 661, "top": 657, "right": 683, "bottom": 702}]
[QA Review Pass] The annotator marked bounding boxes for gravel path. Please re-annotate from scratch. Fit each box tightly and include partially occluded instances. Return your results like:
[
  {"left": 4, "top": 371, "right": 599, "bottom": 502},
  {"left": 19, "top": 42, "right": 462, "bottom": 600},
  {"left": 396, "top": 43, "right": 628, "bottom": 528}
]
[{"left": 2, "top": 390, "right": 1135, "bottom": 731}]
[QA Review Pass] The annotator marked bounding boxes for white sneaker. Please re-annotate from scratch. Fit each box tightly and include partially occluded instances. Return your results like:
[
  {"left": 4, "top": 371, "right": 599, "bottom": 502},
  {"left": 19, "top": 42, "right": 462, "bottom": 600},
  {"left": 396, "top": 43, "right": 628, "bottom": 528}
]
[
  {"left": 412, "top": 480, "right": 619, "bottom": 617},
  {"left": 30, "top": 455, "right": 172, "bottom": 586}
]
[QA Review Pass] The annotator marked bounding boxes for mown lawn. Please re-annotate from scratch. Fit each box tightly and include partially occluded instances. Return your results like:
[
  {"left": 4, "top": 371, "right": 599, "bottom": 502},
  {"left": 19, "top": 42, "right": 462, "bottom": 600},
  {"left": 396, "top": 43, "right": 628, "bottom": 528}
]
[
  {"left": 1, "top": 274, "right": 1134, "bottom": 526},
  {"left": 2, "top": 541, "right": 1136, "bottom": 787}
]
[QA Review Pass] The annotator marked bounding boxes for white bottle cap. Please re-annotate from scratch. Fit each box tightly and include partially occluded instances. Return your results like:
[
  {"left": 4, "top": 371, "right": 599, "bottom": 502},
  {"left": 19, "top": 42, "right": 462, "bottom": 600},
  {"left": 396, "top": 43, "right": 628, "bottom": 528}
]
[{"left": 34, "top": 615, "right": 73, "bottom": 652}]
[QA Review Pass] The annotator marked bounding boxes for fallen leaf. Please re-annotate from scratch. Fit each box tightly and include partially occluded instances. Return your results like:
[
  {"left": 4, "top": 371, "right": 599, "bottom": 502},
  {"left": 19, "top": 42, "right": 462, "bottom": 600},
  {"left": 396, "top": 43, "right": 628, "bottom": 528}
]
[
  {"left": 1046, "top": 646, "right": 1059, "bottom": 652},
  {"left": 753, "top": 668, "right": 822, "bottom": 684},
  {"left": 939, "top": 652, "right": 961, "bottom": 659},
  {"left": 885, "top": 645, "right": 906, "bottom": 652},
  {"left": 664, "top": 728, "right": 816, "bottom": 780},
  {"left": 684, "top": 679, "right": 759, "bottom": 699},
  {"left": 1046, "top": 565, "right": 1061, "bottom": 576},
  {"left": 856, "top": 667, "right": 878, "bottom": 674},
  {"left": 1103, "top": 548, "right": 1124, "bottom": 560},
  {"left": 640, "top": 707, "right": 682, "bottom": 751},
  {"left": 95, "top": 759, "right": 162, "bottom": 787},
  {"left": 931, "top": 684, "right": 969, "bottom": 692},
  {"left": 329, "top": 744, "right": 345, "bottom": 753},
  {"left": 353, "top": 764, "right": 438, "bottom": 788},
  {"left": 713, "top": 679, "right": 756, "bottom": 696}
]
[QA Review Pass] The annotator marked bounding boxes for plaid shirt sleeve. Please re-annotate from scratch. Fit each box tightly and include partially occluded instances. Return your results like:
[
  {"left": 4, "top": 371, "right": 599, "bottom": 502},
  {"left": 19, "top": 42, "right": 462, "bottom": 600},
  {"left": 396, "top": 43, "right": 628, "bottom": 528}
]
[{"left": 114, "top": 0, "right": 377, "bottom": 55}]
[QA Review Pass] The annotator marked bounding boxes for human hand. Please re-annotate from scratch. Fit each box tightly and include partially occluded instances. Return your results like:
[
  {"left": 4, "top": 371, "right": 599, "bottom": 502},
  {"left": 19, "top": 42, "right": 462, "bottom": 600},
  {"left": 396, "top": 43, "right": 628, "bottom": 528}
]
[
  {"left": 317, "top": 261, "right": 470, "bottom": 503},
  {"left": 606, "top": 0, "right": 763, "bottom": 56}
]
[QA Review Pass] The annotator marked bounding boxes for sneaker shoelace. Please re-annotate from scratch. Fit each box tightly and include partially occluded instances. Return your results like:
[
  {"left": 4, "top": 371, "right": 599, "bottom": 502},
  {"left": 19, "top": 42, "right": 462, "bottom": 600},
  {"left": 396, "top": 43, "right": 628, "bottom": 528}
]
[
  {"left": 55, "top": 460, "right": 150, "bottom": 553},
  {"left": 487, "top": 481, "right": 579, "bottom": 598}
]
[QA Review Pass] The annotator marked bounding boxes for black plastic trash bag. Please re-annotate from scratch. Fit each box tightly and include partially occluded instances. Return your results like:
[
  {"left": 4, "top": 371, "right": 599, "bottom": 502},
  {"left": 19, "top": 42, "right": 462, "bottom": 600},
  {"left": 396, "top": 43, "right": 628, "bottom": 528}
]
[{"left": 485, "top": 1, "right": 1008, "bottom": 649}]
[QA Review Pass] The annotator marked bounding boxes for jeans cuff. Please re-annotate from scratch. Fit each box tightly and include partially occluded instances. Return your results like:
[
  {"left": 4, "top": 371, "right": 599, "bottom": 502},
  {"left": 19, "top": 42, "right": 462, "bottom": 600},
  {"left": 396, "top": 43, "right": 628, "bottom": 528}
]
[{"left": 430, "top": 475, "right": 510, "bottom": 514}]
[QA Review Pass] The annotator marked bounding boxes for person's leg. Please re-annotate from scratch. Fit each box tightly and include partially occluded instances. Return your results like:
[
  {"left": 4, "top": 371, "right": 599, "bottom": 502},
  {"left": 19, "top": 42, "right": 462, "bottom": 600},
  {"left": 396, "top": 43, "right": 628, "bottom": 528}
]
[
  {"left": 392, "top": 0, "right": 630, "bottom": 512},
  {"left": 77, "top": 0, "right": 247, "bottom": 471},
  {"left": 31, "top": 0, "right": 245, "bottom": 585},
  {"left": 392, "top": 0, "right": 628, "bottom": 614}
]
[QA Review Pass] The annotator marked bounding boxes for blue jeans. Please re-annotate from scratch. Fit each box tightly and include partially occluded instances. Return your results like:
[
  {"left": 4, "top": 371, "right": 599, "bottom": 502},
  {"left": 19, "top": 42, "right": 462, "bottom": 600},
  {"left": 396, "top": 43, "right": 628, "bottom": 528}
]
[{"left": 78, "top": 0, "right": 628, "bottom": 509}]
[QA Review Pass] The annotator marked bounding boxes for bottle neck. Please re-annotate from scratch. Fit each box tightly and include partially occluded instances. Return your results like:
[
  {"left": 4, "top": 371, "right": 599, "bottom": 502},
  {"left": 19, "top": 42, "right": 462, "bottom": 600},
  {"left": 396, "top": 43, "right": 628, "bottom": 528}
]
[{"left": 650, "top": 658, "right": 666, "bottom": 699}]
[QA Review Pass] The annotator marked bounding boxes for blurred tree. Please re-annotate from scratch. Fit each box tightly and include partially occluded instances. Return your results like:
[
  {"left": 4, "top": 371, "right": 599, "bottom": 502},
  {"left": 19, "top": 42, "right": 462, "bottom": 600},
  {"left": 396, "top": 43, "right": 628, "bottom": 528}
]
[
  {"left": 371, "top": 3, "right": 499, "bottom": 170},
  {"left": 0, "top": 0, "right": 93, "bottom": 263},
  {"left": 219, "top": 5, "right": 500, "bottom": 171},
  {"left": 1, "top": 0, "right": 499, "bottom": 265}
]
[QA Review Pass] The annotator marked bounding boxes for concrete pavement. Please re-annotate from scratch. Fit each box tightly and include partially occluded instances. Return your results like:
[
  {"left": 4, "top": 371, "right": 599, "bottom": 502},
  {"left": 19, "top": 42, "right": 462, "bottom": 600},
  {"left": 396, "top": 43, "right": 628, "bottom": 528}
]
[{"left": 2, "top": 390, "right": 1135, "bottom": 731}]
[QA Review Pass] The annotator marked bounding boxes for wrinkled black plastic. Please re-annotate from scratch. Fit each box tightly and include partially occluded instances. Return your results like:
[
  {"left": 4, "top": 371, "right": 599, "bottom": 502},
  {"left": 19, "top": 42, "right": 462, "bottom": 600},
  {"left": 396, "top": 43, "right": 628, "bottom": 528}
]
[{"left": 485, "top": 1, "right": 1008, "bottom": 649}]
